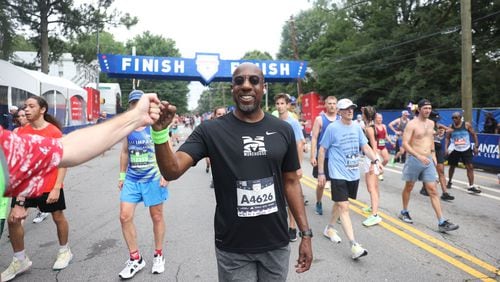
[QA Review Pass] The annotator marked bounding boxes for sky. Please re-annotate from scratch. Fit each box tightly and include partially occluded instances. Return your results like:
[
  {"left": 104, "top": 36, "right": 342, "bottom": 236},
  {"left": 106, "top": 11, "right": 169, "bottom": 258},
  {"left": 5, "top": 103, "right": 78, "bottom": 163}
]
[{"left": 106, "top": 0, "right": 313, "bottom": 110}]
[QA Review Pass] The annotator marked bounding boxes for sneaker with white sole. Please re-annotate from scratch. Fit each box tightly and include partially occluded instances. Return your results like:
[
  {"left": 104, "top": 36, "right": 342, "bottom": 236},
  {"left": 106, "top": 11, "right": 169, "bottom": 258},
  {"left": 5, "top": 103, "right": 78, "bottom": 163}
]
[
  {"left": 398, "top": 211, "right": 413, "bottom": 224},
  {"left": 119, "top": 257, "right": 145, "bottom": 279},
  {"left": 362, "top": 214, "right": 382, "bottom": 227},
  {"left": 1, "top": 256, "right": 32, "bottom": 282},
  {"left": 351, "top": 243, "right": 368, "bottom": 260},
  {"left": 53, "top": 248, "right": 73, "bottom": 270},
  {"left": 33, "top": 212, "right": 50, "bottom": 223},
  {"left": 438, "top": 220, "right": 459, "bottom": 233},
  {"left": 467, "top": 186, "right": 482, "bottom": 194},
  {"left": 323, "top": 225, "right": 341, "bottom": 243},
  {"left": 152, "top": 254, "right": 165, "bottom": 274}
]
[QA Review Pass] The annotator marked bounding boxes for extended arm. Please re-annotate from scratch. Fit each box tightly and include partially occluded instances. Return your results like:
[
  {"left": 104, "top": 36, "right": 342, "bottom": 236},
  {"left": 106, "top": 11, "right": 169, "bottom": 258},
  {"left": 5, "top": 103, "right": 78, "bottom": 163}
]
[{"left": 60, "top": 94, "right": 160, "bottom": 167}]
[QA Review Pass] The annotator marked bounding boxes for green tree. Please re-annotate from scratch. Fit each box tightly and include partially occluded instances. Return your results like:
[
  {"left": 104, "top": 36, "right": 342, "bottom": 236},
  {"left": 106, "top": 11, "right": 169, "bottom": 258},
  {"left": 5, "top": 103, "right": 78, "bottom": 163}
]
[
  {"left": 5, "top": 0, "right": 136, "bottom": 73},
  {"left": 120, "top": 31, "right": 189, "bottom": 113},
  {"left": 286, "top": 0, "right": 499, "bottom": 108},
  {"left": 70, "top": 31, "right": 125, "bottom": 63}
]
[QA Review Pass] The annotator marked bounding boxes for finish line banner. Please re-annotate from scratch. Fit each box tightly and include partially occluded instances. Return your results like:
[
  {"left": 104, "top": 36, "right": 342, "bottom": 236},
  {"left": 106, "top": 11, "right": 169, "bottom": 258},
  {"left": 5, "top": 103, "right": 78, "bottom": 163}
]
[{"left": 98, "top": 53, "right": 307, "bottom": 85}]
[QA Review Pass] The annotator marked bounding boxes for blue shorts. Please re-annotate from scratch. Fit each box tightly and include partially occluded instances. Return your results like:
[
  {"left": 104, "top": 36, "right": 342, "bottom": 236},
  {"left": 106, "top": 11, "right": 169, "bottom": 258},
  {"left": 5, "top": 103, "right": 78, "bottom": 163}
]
[
  {"left": 120, "top": 179, "right": 168, "bottom": 207},
  {"left": 402, "top": 155, "right": 437, "bottom": 183}
]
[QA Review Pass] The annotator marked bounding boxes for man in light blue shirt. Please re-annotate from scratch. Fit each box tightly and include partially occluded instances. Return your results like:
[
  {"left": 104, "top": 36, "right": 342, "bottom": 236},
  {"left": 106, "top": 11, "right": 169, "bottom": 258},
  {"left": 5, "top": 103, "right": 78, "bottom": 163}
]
[
  {"left": 317, "top": 98, "right": 382, "bottom": 260},
  {"left": 275, "top": 93, "right": 305, "bottom": 243}
]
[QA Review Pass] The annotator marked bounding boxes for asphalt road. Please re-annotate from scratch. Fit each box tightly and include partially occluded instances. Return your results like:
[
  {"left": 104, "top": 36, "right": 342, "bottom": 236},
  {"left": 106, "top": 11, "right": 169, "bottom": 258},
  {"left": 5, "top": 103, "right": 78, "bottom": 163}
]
[{"left": 1, "top": 125, "right": 499, "bottom": 281}]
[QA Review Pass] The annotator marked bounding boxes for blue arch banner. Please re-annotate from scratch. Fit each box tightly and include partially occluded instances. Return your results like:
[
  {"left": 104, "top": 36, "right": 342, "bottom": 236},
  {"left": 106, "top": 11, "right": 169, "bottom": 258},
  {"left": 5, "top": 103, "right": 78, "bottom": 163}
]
[{"left": 98, "top": 53, "right": 307, "bottom": 85}]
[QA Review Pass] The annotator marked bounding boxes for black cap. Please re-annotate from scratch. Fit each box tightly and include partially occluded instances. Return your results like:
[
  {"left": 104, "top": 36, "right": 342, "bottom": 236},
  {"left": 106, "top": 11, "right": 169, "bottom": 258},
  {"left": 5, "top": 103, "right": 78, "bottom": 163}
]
[{"left": 418, "top": 99, "right": 432, "bottom": 108}]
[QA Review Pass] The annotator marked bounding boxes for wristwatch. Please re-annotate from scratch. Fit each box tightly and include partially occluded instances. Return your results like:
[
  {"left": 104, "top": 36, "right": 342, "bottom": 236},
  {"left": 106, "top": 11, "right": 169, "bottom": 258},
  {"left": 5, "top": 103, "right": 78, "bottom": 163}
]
[
  {"left": 299, "top": 229, "right": 313, "bottom": 238},
  {"left": 14, "top": 200, "right": 25, "bottom": 207},
  {"left": 371, "top": 159, "right": 379, "bottom": 164}
]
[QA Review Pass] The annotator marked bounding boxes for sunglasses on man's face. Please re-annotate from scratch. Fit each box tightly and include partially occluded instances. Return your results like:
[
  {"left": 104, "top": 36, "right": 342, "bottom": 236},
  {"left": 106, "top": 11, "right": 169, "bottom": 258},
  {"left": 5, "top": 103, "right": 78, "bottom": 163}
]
[{"left": 233, "top": 75, "right": 261, "bottom": 86}]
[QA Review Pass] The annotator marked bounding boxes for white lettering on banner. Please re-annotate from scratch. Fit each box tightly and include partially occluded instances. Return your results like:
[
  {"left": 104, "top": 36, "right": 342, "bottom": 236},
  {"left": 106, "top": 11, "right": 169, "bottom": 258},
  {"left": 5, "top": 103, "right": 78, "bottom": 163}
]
[
  {"left": 161, "top": 60, "right": 171, "bottom": 72},
  {"left": 134, "top": 58, "right": 139, "bottom": 71},
  {"left": 477, "top": 143, "right": 499, "bottom": 159},
  {"left": 230, "top": 62, "right": 291, "bottom": 77},
  {"left": 122, "top": 58, "right": 132, "bottom": 71},
  {"left": 174, "top": 60, "right": 185, "bottom": 73},
  {"left": 121, "top": 58, "right": 185, "bottom": 74}
]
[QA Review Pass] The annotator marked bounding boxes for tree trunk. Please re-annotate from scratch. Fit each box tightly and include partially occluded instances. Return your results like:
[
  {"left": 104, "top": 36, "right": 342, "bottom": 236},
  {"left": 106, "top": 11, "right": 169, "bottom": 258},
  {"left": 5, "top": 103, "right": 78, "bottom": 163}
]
[{"left": 40, "top": 0, "right": 49, "bottom": 73}]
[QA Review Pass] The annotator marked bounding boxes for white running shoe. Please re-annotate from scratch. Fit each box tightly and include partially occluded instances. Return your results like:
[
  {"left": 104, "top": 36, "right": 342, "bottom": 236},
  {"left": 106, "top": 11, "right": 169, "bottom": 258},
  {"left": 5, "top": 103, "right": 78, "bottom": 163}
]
[
  {"left": 119, "top": 258, "right": 145, "bottom": 279},
  {"left": 152, "top": 255, "right": 165, "bottom": 274},
  {"left": 351, "top": 243, "right": 368, "bottom": 260},
  {"left": 323, "top": 225, "right": 342, "bottom": 243},
  {"left": 53, "top": 248, "right": 73, "bottom": 270},
  {"left": 1, "top": 256, "right": 32, "bottom": 282},
  {"left": 33, "top": 212, "right": 50, "bottom": 223}
]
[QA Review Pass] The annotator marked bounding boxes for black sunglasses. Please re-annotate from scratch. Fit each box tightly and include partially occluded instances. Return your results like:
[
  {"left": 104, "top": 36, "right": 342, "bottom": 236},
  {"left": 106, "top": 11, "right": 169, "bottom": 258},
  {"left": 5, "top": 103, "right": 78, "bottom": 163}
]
[{"left": 233, "top": 75, "right": 261, "bottom": 86}]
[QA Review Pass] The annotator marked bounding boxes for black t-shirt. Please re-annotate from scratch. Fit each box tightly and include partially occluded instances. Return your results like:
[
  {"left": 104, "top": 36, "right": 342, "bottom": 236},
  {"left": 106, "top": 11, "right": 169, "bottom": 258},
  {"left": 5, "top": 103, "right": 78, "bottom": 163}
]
[{"left": 179, "top": 112, "right": 300, "bottom": 253}]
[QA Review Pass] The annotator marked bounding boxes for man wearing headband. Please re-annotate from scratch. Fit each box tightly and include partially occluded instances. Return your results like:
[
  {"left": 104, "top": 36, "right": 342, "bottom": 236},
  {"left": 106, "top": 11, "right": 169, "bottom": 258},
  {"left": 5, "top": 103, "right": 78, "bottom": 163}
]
[{"left": 399, "top": 99, "right": 459, "bottom": 233}]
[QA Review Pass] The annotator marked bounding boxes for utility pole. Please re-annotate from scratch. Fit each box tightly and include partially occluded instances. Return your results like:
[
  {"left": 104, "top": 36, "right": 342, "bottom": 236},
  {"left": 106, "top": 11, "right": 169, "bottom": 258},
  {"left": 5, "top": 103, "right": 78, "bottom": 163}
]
[
  {"left": 461, "top": 0, "right": 472, "bottom": 122},
  {"left": 289, "top": 16, "right": 303, "bottom": 97},
  {"left": 96, "top": 0, "right": 101, "bottom": 91}
]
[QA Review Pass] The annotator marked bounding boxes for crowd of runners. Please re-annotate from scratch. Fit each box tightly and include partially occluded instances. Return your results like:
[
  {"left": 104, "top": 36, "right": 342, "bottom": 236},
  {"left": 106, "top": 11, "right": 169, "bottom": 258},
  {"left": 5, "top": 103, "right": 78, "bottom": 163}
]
[{"left": 0, "top": 62, "right": 492, "bottom": 281}]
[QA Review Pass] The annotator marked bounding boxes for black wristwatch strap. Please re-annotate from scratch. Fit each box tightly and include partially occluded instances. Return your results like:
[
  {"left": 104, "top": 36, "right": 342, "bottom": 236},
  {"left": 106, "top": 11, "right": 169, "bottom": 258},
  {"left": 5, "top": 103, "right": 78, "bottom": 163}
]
[
  {"left": 14, "top": 200, "right": 25, "bottom": 207},
  {"left": 299, "top": 228, "right": 313, "bottom": 238}
]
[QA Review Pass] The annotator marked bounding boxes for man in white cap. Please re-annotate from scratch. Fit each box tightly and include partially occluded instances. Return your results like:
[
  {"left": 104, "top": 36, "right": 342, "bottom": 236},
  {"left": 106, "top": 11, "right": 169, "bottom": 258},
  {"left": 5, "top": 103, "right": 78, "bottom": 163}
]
[{"left": 317, "top": 98, "right": 382, "bottom": 260}]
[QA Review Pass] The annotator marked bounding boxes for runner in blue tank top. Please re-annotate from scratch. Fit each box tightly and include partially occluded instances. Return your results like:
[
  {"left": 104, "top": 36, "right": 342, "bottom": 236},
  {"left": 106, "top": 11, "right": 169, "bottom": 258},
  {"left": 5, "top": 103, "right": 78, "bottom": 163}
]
[{"left": 117, "top": 90, "right": 169, "bottom": 279}]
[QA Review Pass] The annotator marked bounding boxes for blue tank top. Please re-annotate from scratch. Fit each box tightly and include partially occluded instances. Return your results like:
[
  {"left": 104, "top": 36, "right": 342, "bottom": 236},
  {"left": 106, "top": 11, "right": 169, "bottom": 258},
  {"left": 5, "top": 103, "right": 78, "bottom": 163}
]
[
  {"left": 316, "top": 113, "right": 339, "bottom": 158},
  {"left": 450, "top": 122, "right": 471, "bottom": 152},
  {"left": 126, "top": 126, "right": 160, "bottom": 182}
]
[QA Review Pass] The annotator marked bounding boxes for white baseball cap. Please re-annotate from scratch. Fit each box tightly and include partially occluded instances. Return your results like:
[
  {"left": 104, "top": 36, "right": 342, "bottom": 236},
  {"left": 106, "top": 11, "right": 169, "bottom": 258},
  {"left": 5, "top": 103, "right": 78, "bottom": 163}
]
[
  {"left": 10, "top": 106, "right": 18, "bottom": 111},
  {"left": 337, "top": 98, "right": 357, "bottom": 110}
]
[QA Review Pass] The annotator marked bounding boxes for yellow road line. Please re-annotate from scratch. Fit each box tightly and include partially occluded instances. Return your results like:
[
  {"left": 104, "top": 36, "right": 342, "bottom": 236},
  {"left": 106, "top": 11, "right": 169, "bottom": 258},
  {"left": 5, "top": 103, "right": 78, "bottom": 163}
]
[{"left": 300, "top": 175, "right": 500, "bottom": 280}]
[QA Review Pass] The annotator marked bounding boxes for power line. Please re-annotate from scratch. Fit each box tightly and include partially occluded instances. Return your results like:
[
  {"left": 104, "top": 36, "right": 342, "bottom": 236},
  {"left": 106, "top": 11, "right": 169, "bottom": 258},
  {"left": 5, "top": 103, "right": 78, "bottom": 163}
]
[{"left": 330, "top": 9, "right": 499, "bottom": 63}]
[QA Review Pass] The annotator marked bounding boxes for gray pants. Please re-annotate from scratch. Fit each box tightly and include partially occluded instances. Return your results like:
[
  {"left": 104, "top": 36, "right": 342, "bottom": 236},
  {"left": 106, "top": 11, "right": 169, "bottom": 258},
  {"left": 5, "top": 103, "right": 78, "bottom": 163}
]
[{"left": 215, "top": 245, "right": 290, "bottom": 282}]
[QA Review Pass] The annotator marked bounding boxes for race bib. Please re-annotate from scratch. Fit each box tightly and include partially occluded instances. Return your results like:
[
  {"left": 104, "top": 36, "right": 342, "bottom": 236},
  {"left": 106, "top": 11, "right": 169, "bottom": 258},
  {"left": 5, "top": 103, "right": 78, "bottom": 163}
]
[
  {"left": 454, "top": 137, "right": 466, "bottom": 146},
  {"left": 346, "top": 154, "right": 360, "bottom": 170},
  {"left": 129, "top": 149, "right": 151, "bottom": 169},
  {"left": 378, "top": 139, "right": 385, "bottom": 147},
  {"left": 236, "top": 176, "right": 278, "bottom": 217}
]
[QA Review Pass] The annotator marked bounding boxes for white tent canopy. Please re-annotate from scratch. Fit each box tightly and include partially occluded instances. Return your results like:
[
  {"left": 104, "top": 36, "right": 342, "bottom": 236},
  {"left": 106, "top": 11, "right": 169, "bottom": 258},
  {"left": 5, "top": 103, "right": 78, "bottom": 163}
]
[
  {"left": 0, "top": 59, "right": 88, "bottom": 126},
  {"left": 0, "top": 59, "right": 39, "bottom": 95}
]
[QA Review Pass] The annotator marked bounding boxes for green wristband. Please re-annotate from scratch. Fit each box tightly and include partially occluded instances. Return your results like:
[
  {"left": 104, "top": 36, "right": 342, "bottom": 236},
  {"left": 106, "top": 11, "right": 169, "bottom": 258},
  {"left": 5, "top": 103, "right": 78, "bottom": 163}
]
[
  {"left": 151, "top": 127, "right": 170, "bottom": 145},
  {"left": 119, "top": 172, "right": 126, "bottom": 181}
]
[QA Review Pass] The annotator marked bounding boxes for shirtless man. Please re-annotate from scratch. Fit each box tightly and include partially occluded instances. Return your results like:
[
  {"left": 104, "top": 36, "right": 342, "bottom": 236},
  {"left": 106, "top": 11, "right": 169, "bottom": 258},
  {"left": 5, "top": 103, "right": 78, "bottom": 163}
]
[{"left": 398, "top": 99, "right": 459, "bottom": 233}]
